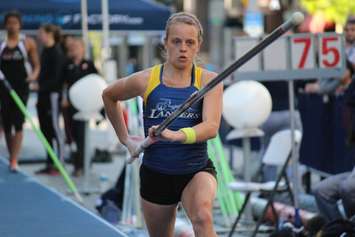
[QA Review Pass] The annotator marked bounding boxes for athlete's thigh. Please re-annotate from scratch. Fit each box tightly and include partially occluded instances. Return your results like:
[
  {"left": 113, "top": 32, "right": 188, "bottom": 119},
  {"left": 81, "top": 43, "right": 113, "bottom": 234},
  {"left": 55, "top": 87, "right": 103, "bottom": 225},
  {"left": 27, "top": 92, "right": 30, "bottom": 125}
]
[
  {"left": 141, "top": 198, "right": 177, "bottom": 237},
  {"left": 181, "top": 171, "right": 217, "bottom": 219}
]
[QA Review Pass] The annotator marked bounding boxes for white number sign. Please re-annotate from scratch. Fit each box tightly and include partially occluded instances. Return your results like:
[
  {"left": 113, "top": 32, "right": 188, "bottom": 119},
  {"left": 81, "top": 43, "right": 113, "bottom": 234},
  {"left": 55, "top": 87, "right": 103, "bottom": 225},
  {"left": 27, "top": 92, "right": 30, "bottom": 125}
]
[
  {"left": 290, "top": 34, "right": 315, "bottom": 70},
  {"left": 318, "top": 34, "right": 342, "bottom": 69}
]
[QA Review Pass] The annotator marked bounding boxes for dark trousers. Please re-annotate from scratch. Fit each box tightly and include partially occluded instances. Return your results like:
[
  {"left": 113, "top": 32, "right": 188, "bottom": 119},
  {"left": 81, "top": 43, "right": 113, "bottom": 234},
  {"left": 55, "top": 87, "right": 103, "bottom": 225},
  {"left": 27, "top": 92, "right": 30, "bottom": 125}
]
[
  {"left": 0, "top": 88, "right": 29, "bottom": 133},
  {"left": 68, "top": 106, "right": 85, "bottom": 171},
  {"left": 313, "top": 169, "right": 355, "bottom": 221},
  {"left": 62, "top": 106, "right": 73, "bottom": 144},
  {"left": 37, "top": 92, "right": 63, "bottom": 167}
]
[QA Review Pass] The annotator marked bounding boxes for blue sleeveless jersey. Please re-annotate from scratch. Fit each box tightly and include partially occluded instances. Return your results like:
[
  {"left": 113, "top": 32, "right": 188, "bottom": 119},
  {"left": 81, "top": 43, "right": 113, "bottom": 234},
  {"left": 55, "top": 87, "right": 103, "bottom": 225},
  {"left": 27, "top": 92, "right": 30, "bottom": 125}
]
[{"left": 142, "top": 64, "right": 208, "bottom": 175}]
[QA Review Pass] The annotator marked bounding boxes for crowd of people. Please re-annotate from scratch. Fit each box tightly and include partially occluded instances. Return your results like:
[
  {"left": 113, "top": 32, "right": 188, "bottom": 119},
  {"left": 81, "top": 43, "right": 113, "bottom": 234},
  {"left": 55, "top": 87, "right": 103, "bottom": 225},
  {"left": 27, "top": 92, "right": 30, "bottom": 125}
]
[
  {"left": 311, "top": 17, "right": 355, "bottom": 225},
  {"left": 0, "top": 11, "right": 98, "bottom": 176}
]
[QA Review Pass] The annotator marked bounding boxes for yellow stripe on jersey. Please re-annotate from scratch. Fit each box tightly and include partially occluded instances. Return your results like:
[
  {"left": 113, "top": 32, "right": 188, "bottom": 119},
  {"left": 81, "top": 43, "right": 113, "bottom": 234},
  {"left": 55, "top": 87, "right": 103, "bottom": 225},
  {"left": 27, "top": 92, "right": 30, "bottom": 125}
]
[
  {"left": 194, "top": 66, "right": 203, "bottom": 90},
  {"left": 143, "top": 64, "right": 161, "bottom": 106}
]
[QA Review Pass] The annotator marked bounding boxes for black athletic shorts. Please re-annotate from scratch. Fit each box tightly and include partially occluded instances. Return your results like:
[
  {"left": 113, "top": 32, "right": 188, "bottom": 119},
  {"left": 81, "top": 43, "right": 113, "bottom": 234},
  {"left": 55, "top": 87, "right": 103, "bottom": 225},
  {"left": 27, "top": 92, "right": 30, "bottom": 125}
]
[
  {"left": 140, "top": 159, "right": 217, "bottom": 205},
  {"left": 0, "top": 89, "right": 29, "bottom": 132}
]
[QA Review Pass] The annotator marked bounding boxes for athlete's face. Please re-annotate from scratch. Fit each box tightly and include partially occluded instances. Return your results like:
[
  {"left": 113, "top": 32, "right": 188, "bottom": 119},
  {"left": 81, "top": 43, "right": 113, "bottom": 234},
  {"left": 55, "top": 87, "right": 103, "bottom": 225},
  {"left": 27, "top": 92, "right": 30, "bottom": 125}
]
[
  {"left": 5, "top": 16, "right": 21, "bottom": 35},
  {"left": 345, "top": 23, "right": 355, "bottom": 44},
  {"left": 164, "top": 23, "right": 201, "bottom": 69}
]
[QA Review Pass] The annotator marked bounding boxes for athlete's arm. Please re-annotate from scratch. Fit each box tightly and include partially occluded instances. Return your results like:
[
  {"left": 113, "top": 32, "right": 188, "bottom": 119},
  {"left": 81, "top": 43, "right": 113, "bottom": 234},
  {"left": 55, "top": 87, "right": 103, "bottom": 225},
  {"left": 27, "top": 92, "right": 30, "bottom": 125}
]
[
  {"left": 192, "top": 70, "right": 223, "bottom": 142},
  {"left": 26, "top": 37, "right": 40, "bottom": 81},
  {"left": 153, "top": 70, "right": 223, "bottom": 143},
  {"left": 102, "top": 69, "right": 150, "bottom": 145}
]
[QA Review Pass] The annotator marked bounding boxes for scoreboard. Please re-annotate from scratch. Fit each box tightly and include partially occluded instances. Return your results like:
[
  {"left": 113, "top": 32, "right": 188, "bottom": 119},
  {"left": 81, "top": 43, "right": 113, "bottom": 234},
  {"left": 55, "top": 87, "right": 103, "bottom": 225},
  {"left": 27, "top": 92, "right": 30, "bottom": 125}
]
[{"left": 233, "top": 33, "right": 346, "bottom": 81}]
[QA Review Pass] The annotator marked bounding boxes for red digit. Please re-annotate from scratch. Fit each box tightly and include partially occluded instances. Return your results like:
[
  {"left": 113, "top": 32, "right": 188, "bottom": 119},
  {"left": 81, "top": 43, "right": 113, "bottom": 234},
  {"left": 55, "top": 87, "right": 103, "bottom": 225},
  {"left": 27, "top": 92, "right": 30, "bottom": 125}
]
[
  {"left": 322, "top": 37, "right": 340, "bottom": 68},
  {"left": 293, "top": 37, "right": 311, "bottom": 69}
]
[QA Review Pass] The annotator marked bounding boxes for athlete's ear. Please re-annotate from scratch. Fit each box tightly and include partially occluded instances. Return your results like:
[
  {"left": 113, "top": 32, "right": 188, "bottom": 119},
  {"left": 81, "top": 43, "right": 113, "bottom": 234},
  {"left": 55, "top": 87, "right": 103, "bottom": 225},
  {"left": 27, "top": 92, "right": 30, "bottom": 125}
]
[
  {"left": 196, "top": 40, "right": 202, "bottom": 54},
  {"left": 163, "top": 37, "right": 168, "bottom": 50}
]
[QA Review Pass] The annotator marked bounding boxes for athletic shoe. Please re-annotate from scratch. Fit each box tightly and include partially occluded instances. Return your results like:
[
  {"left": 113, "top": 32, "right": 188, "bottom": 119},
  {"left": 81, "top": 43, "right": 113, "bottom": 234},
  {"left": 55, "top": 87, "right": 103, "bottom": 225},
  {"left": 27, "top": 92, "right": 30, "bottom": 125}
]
[
  {"left": 9, "top": 165, "right": 18, "bottom": 173},
  {"left": 47, "top": 168, "right": 60, "bottom": 176},
  {"left": 9, "top": 159, "right": 18, "bottom": 173},
  {"left": 72, "top": 169, "right": 83, "bottom": 177},
  {"left": 35, "top": 167, "right": 60, "bottom": 176}
]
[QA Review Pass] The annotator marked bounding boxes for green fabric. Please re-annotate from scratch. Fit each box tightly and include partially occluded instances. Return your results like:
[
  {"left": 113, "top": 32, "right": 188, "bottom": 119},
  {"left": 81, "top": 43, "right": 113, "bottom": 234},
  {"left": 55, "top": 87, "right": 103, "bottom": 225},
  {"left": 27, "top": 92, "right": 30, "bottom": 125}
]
[{"left": 208, "top": 135, "right": 244, "bottom": 224}]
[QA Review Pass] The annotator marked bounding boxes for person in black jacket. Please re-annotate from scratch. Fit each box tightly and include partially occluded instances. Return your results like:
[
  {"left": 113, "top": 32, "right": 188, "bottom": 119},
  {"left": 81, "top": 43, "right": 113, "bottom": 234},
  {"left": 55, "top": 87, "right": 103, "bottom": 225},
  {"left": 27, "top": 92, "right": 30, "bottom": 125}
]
[
  {"left": 35, "top": 24, "right": 65, "bottom": 175},
  {"left": 62, "top": 38, "right": 98, "bottom": 176}
]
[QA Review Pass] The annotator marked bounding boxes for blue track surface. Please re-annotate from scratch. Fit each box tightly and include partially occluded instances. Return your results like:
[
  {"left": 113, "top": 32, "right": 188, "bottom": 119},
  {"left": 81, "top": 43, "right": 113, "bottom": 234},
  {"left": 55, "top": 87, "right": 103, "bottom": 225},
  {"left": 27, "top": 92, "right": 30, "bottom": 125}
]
[{"left": 0, "top": 159, "right": 127, "bottom": 237}]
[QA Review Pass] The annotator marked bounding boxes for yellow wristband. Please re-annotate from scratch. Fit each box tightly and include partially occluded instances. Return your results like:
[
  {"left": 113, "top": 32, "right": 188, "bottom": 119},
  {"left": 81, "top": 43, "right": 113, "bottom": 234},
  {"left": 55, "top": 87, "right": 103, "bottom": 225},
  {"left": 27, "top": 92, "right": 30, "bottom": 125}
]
[{"left": 179, "top": 127, "right": 196, "bottom": 144}]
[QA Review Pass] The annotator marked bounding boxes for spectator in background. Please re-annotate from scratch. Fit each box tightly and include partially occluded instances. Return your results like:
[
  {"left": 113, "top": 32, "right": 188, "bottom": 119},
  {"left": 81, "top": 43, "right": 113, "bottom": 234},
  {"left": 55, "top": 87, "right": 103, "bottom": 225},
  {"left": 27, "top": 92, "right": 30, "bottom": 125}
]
[
  {"left": 61, "top": 34, "right": 75, "bottom": 57},
  {"left": 343, "top": 61, "right": 355, "bottom": 144},
  {"left": 313, "top": 62, "right": 355, "bottom": 222},
  {"left": 35, "top": 24, "right": 65, "bottom": 175},
  {"left": 0, "top": 11, "right": 40, "bottom": 172},
  {"left": 305, "top": 17, "right": 355, "bottom": 95},
  {"left": 304, "top": 60, "right": 353, "bottom": 95},
  {"left": 313, "top": 167, "right": 355, "bottom": 222},
  {"left": 345, "top": 17, "right": 355, "bottom": 68},
  {"left": 62, "top": 38, "right": 98, "bottom": 177}
]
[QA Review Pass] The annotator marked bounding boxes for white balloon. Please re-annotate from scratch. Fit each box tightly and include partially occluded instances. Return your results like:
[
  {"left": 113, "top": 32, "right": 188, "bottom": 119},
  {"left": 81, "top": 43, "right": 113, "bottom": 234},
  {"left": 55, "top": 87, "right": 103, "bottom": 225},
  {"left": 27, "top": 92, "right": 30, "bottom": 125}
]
[
  {"left": 69, "top": 74, "right": 107, "bottom": 113},
  {"left": 223, "top": 80, "right": 272, "bottom": 129}
]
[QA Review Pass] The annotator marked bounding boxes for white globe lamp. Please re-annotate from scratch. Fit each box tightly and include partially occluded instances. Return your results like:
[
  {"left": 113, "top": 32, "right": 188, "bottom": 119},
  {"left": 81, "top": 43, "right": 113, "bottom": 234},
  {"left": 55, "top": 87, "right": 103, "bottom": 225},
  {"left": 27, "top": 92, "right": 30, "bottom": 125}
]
[
  {"left": 222, "top": 80, "right": 273, "bottom": 203},
  {"left": 223, "top": 80, "right": 272, "bottom": 131},
  {"left": 69, "top": 73, "right": 107, "bottom": 120}
]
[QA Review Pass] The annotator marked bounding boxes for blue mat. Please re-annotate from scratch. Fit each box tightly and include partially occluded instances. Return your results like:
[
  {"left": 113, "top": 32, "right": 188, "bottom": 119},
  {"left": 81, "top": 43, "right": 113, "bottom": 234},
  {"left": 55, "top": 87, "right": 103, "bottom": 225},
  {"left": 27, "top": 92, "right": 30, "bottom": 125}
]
[{"left": 0, "top": 159, "right": 127, "bottom": 237}]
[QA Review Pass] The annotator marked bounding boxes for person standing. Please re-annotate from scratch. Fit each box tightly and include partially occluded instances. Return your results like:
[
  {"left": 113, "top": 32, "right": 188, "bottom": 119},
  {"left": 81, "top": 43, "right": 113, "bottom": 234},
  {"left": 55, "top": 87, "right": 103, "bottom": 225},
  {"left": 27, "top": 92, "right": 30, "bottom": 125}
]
[
  {"left": 62, "top": 38, "right": 98, "bottom": 177},
  {"left": 345, "top": 17, "right": 355, "bottom": 68},
  {"left": 313, "top": 58, "right": 355, "bottom": 222},
  {"left": 103, "top": 12, "right": 222, "bottom": 237},
  {"left": 60, "top": 35, "right": 75, "bottom": 150},
  {"left": 0, "top": 11, "right": 40, "bottom": 172},
  {"left": 35, "top": 24, "right": 65, "bottom": 175}
]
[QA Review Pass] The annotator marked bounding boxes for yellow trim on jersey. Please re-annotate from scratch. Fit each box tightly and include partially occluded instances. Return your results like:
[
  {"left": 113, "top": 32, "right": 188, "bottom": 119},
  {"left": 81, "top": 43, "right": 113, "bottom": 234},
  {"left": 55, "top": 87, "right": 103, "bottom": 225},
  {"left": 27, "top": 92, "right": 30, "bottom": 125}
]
[
  {"left": 143, "top": 65, "right": 161, "bottom": 105},
  {"left": 143, "top": 65, "right": 203, "bottom": 105},
  {"left": 194, "top": 66, "right": 203, "bottom": 90}
]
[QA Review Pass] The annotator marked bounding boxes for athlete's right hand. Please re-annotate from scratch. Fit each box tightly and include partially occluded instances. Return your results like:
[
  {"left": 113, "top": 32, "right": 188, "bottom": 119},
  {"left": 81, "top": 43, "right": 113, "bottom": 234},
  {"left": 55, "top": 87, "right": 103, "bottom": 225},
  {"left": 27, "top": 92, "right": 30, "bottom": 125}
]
[
  {"left": 125, "top": 135, "right": 157, "bottom": 163},
  {"left": 124, "top": 136, "right": 144, "bottom": 160}
]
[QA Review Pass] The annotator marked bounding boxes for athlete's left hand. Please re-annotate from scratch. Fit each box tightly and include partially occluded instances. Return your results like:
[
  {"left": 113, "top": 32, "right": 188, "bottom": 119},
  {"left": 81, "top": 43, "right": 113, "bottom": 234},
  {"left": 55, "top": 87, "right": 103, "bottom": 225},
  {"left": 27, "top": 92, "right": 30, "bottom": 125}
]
[{"left": 148, "top": 125, "right": 185, "bottom": 142}]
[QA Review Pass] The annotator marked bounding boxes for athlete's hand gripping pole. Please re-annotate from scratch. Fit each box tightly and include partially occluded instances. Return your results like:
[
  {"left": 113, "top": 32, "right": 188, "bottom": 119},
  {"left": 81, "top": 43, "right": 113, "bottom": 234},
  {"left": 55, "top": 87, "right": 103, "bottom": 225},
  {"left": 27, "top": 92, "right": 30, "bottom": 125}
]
[{"left": 128, "top": 12, "right": 304, "bottom": 163}]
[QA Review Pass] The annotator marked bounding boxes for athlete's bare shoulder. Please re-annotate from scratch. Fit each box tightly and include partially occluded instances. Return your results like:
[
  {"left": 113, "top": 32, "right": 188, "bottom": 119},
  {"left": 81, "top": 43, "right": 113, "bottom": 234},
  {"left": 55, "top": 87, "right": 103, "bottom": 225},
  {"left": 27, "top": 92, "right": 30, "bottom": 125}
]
[
  {"left": 200, "top": 68, "right": 218, "bottom": 86},
  {"left": 132, "top": 67, "right": 152, "bottom": 81},
  {"left": 126, "top": 67, "right": 153, "bottom": 90},
  {"left": 105, "top": 66, "right": 154, "bottom": 100}
]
